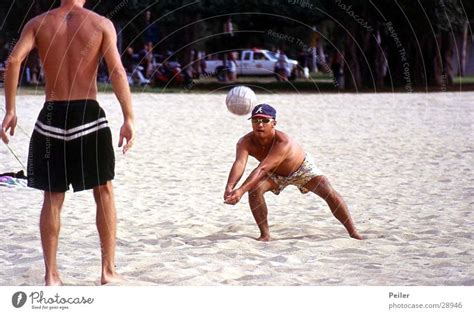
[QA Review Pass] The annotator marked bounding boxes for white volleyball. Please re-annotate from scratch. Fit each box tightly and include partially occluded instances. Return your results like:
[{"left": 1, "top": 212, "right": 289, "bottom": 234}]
[{"left": 225, "top": 86, "right": 257, "bottom": 115}]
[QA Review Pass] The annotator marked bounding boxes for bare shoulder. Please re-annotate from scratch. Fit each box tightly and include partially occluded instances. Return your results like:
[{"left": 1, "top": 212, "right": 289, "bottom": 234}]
[
  {"left": 96, "top": 14, "right": 115, "bottom": 31},
  {"left": 275, "top": 130, "right": 292, "bottom": 145},
  {"left": 237, "top": 132, "right": 253, "bottom": 150},
  {"left": 30, "top": 7, "right": 105, "bottom": 25},
  {"left": 236, "top": 132, "right": 252, "bottom": 152},
  {"left": 75, "top": 8, "right": 112, "bottom": 27},
  {"left": 23, "top": 12, "right": 46, "bottom": 31},
  {"left": 83, "top": 7, "right": 104, "bottom": 18}
]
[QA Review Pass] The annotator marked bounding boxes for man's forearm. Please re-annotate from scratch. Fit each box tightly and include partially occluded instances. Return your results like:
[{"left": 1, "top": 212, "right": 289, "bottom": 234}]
[
  {"left": 237, "top": 167, "right": 267, "bottom": 194},
  {"left": 226, "top": 173, "right": 240, "bottom": 190},
  {"left": 226, "top": 162, "right": 245, "bottom": 189},
  {"left": 110, "top": 69, "right": 134, "bottom": 121},
  {"left": 4, "top": 60, "right": 22, "bottom": 114},
  {"left": 226, "top": 180, "right": 236, "bottom": 190}
]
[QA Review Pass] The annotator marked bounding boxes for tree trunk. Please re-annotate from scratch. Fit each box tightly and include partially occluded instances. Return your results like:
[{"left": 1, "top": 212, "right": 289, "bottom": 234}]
[
  {"left": 414, "top": 35, "right": 432, "bottom": 88},
  {"left": 344, "top": 26, "right": 362, "bottom": 90},
  {"left": 179, "top": 11, "right": 198, "bottom": 72},
  {"left": 460, "top": 21, "right": 469, "bottom": 77},
  {"left": 441, "top": 32, "right": 455, "bottom": 86},
  {"left": 432, "top": 32, "right": 455, "bottom": 88},
  {"left": 374, "top": 28, "right": 386, "bottom": 89},
  {"left": 432, "top": 34, "right": 444, "bottom": 87},
  {"left": 359, "top": 26, "right": 374, "bottom": 89}
]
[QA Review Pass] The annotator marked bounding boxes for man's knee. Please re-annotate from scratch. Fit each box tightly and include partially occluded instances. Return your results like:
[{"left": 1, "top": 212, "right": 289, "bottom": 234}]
[
  {"left": 249, "top": 181, "right": 272, "bottom": 198},
  {"left": 249, "top": 188, "right": 265, "bottom": 199},
  {"left": 316, "top": 175, "right": 331, "bottom": 188},
  {"left": 93, "top": 182, "right": 114, "bottom": 203},
  {"left": 43, "top": 192, "right": 65, "bottom": 208},
  {"left": 309, "top": 175, "right": 334, "bottom": 196}
]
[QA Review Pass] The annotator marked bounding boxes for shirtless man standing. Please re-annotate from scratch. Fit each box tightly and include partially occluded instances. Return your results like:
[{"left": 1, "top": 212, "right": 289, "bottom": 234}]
[
  {"left": 224, "top": 104, "right": 362, "bottom": 241},
  {"left": 1, "top": 0, "right": 135, "bottom": 285}
]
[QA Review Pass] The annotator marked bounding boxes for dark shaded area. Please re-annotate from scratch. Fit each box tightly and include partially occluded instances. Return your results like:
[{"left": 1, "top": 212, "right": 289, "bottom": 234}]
[{"left": 1, "top": 0, "right": 473, "bottom": 91}]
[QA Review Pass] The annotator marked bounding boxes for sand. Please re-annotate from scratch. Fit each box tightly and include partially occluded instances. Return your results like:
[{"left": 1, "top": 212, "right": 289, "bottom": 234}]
[{"left": 0, "top": 92, "right": 473, "bottom": 285}]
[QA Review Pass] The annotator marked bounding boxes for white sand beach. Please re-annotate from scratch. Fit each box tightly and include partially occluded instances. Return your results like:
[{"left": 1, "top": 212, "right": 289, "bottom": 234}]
[{"left": 1, "top": 91, "right": 473, "bottom": 285}]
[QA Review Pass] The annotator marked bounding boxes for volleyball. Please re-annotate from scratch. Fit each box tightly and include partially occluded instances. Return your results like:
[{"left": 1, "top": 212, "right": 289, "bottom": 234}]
[{"left": 225, "top": 86, "right": 257, "bottom": 116}]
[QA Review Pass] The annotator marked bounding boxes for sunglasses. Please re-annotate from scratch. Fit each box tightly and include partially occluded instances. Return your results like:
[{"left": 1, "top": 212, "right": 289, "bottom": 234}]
[{"left": 251, "top": 118, "right": 274, "bottom": 124}]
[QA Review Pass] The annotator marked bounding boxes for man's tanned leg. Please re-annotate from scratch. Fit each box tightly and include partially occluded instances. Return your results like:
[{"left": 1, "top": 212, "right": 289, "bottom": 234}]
[
  {"left": 248, "top": 179, "right": 276, "bottom": 241},
  {"left": 305, "top": 176, "right": 363, "bottom": 240},
  {"left": 93, "top": 181, "right": 120, "bottom": 284},
  {"left": 40, "top": 192, "right": 65, "bottom": 286}
]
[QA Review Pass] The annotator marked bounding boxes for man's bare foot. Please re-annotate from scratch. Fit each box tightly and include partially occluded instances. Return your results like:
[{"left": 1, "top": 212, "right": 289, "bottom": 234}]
[
  {"left": 350, "top": 231, "right": 364, "bottom": 240},
  {"left": 45, "top": 275, "right": 63, "bottom": 286},
  {"left": 101, "top": 272, "right": 125, "bottom": 285},
  {"left": 256, "top": 235, "right": 272, "bottom": 242}
]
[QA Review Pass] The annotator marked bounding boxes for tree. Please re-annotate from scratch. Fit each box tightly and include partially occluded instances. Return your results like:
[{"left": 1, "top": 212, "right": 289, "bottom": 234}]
[
  {"left": 326, "top": 0, "right": 471, "bottom": 90},
  {"left": 1, "top": 0, "right": 472, "bottom": 89}
]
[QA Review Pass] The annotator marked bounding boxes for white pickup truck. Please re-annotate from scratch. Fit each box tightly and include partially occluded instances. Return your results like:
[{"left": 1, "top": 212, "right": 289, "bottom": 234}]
[{"left": 205, "top": 49, "right": 298, "bottom": 78}]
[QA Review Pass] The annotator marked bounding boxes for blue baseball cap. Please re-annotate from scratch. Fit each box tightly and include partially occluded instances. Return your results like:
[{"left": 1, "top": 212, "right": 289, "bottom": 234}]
[{"left": 249, "top": 104, "right": 276, "bottom": 119}]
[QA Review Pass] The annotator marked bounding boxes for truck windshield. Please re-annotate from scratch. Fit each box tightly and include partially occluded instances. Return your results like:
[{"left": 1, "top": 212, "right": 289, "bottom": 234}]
[
  {"left": 266, "top": 51, "right": 278, "bottom": 60},
  {"left": 254, "top": 53, "right": 266, "bottom": 60}
]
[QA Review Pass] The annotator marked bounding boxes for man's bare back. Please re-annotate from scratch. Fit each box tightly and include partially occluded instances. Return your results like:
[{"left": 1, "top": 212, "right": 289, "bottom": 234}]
[
  {"left": 1, "top": 0, "right": 136, "bottom": 285},
  {"left": 2, "top": 0, "right": 133, "bottom": 152},
  {"left": 31, "top": 7, "right": 108, "bottom": 100}
]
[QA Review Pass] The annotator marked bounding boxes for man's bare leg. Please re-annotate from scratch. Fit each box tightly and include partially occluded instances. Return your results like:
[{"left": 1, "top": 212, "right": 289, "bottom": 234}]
[
  {"left": 93, "top": 181, "right": 120, "bottom": 284},
  {"left": 304, "top": 176, "right": 363, "bottom": 240},
  {"left": 40, "top": 191, "right": 65, "bottom": 286},
  {"left": 248, "top": 179, "right": 277, "bottom": 241}
]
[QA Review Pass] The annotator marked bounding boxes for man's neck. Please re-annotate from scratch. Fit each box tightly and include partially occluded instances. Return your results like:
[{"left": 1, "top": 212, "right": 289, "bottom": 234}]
[{"left": 60, "top": 0, "right": 85, "bottom": 8}]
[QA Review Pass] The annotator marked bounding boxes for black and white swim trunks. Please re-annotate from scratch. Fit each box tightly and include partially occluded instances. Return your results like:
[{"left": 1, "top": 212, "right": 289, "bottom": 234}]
[{"left": 27, "top": 99, "right": 115, "bottom": 192}]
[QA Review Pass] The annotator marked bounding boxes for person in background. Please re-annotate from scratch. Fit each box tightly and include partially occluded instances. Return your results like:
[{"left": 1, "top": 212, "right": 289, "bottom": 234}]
[
  {"left": 122, "top": 47, "right": 149, "bottom": 86},
  {"left": 274, "top": 51, "right": 290, "bottom": 81},
  {"left": 226, "top": 51, "right": 237, "bottom": 82},
  {"left": 138, "top": 42, "right": 154, "bottom": 79},
  {"left": 330, "top": 51, "right": 344, "bottom": 89}
]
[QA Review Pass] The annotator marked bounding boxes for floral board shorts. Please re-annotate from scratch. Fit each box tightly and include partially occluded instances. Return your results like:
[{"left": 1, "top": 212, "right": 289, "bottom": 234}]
[{"left": 269, "top": 154, "right": 323, "bottom": 195}]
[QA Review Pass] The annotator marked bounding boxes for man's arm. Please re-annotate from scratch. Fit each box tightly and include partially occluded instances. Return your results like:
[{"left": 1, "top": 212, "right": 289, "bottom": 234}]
[
  {"left": 224, "top": 138, "right": 291, "bottom": 205},
  {"left": 224, "top": 139, "right": 249, "bottom": 199},
  {"left": 238, "top": 139, "right": 290, "bottom": 194},
  {"left": 1, "top": 20, "right": 37, "bottom": 144},
  {"left": 100, "top": 18, "right": 135, "bottom": 154}
]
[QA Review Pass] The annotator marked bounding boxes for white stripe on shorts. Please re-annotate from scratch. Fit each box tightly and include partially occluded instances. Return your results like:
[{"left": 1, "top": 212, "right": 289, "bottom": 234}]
[
  {"left": 35, "top": 117, "right": 108, "bottom": 135},
  {"left": 34, "top": 122, "right": 109, "bottom": 141}
]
